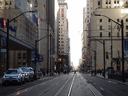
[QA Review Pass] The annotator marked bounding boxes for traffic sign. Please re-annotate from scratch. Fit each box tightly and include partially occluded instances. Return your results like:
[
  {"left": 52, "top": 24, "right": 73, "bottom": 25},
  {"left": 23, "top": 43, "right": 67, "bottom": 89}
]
[{"left": 86, "top": 59, "right": 90, "bottom": 61}]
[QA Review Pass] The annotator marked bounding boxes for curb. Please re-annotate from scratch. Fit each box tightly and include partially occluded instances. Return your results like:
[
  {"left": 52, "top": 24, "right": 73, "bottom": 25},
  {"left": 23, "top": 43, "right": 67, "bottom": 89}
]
[{"left": 94, "top": 75, "right": 128, "bottom": 86}]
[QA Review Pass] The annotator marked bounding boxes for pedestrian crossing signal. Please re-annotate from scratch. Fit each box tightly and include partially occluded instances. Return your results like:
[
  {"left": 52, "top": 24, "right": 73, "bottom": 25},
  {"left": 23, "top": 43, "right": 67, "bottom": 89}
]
[{"left": 59, "top": 58, "right": 62, "bottom": 62}]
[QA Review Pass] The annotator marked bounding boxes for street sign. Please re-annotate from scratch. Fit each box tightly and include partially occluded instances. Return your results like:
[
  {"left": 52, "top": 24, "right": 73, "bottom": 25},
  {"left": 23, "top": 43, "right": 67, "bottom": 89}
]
[
  {"left": 86, "top": 59, "right": 90, "bottom": 61},
  {"left": 1, "top": 49, "right": 6, "bottom": 52},
  {"left": 49, "top": 55, "right": 55, "bottom": 58}
]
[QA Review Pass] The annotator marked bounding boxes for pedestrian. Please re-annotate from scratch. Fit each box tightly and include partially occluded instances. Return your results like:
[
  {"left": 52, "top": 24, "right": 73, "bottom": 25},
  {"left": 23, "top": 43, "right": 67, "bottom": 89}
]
[{"left": 100, "top": 69, "right": 101, "bottom": 75}]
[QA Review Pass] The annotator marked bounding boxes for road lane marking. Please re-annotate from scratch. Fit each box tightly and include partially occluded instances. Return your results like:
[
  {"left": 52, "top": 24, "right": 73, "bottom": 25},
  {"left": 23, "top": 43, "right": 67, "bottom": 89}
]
[
  {"left": 68, "top": 75, "right": 75, "bottom": 96},
  {"left": 100, "top": 87, "right": 104, "bottom": 90},
  {"left": 54, "top": 76, "right": 72, "bottom": 96},
  {"left": 108, "top": 81, "right": 111, "bottom": 83}
]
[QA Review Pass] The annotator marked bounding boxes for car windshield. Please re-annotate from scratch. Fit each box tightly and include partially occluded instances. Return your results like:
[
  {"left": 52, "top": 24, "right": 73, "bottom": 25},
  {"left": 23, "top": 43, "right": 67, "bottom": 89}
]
[
  {"left": 6, "top": 70, "right": 20, "bottom": 74},
  {"left": 21, "top": 68, "right": 29, "bottom": 72}
]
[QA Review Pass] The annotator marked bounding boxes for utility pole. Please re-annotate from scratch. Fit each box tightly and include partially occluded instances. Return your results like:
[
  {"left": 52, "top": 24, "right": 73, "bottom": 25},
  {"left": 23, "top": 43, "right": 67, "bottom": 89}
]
[
  {"left": 35, "top": 40, "right": 37, "bottom": 73},
  {"left": 46, "top": 0, "right": 50, "bottom": 76},
  {"left": 94, "top": 50, "right": 96, "bottom": 75},
  {"left": 6, "top": 19, "right": 9, "bottom": 70},
  {"left": 121, "top": 20, "right": 125, "bottom": 82},
  {"left": 111, "top": 20, "right": 113, "bottom": 79},
  {"left": 103, "top": 40, "right": 105, "bottom": 78},
  {"left": 50, "top": 34, "right": 51, "bottom": 75}
]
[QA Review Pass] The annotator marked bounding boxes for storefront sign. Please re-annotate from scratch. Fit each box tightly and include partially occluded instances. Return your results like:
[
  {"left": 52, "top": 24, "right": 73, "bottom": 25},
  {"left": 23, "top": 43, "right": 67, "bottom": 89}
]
[{"left": 3, "top": 18, "right": 6, "bottom": 28}]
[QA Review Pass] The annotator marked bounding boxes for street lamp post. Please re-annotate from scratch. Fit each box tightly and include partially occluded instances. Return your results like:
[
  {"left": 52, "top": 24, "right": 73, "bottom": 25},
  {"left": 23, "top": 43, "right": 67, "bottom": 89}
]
[
  {"left": 88, "top": 37, "right": 106, "bottom": 78},
  {"left": 34, "top": 35, "right": 50, "bottom": 75},
  {"left": 83, "top": 46, "right": 96, "bottom": 75},
  {"left": 95, "top": 14, "right": 125, "bottom": 82},
  {"left": 6, "top": 11, "right": 36, "bottom": 71}
]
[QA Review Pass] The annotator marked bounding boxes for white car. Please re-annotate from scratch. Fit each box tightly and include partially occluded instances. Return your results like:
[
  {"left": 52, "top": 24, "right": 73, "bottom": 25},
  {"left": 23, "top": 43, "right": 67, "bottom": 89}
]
[
  {"left": 2, "top": 68, "right": 25, "bottom": 85},
  {"left": 20, "top": 67, "right": 34, "bottom": 81}
]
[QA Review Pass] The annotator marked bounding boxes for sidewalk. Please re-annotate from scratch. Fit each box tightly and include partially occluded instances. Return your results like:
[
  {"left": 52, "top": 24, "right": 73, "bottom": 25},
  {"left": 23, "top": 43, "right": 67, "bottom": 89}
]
[{"left": 91, "top": 73, "right": 128, "bottom": 85}]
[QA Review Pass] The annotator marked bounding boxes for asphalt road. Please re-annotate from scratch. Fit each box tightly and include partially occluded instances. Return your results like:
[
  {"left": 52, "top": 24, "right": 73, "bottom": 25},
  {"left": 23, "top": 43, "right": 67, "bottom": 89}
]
[
  {"left": 0, "top": 73, "right": 101, "bottom": 96},
  {"left": 82, "top": 74, "right": 128, "bottom": 96}
]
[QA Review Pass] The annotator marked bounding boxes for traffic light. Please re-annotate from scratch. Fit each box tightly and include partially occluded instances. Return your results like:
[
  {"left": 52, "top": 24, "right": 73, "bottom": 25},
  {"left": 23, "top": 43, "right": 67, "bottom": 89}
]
[
  {"left": 106, "top": 52, "right": 109, "bottom": 59},
  {"left": 55, "top": 55, "right": 58, "bottom": 59},
  {"left": 89, "top": 55, "right": 91, "bottom": 59},
  {"left": 82, "top": 59, "right": 85, "bottom": 62},
  {"left": 59, "top": 58, "right": 62, "bottom": 62}
]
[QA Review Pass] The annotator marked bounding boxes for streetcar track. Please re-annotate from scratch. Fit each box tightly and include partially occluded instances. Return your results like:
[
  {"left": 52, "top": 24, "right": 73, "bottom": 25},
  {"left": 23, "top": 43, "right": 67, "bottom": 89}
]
[
  {"left": 38, "top": 79, "right": 63, "bottom": 96},
  {"left": 54, "top": 75, "right": 73, "bottom": 96},
  {"left": 38, "top": 74, "right": 74, "bottom": 96},
  {"left": 81, "top": 75, "right": 97, "bottom": 96},
  {"left": 67, "top": 74, "right": 76, "bottom": 96}
]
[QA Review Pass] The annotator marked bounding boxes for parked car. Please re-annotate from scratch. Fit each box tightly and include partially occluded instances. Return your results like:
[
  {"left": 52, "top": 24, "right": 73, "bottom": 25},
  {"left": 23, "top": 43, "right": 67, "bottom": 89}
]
[
  {"left": 2, "top": 68, "right": 25, "bottom": 86},
  {"left": 19, "top": 67, "right": 34, "bottom": 81}
]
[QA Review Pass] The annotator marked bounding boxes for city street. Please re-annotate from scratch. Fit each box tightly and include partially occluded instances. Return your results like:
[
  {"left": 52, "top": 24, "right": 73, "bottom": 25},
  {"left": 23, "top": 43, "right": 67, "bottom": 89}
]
[
  {"left": 1, "top": 72, "right": 128, "bottom": 96},
  {"left": 0, "top": 73, "right": 102, "bottom": 96}
]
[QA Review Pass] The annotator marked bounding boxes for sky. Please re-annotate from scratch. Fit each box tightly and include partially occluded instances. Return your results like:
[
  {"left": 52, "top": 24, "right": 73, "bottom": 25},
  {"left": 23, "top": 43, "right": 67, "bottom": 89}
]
[{"left": 65, "top": 0, "right": 86, "bottom": 69}]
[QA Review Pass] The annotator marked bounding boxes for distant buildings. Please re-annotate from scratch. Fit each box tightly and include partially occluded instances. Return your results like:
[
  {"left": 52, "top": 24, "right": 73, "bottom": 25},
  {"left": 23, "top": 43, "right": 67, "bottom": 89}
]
[{"left": 83, "top": 0, "right": 128, "bottom": 72}]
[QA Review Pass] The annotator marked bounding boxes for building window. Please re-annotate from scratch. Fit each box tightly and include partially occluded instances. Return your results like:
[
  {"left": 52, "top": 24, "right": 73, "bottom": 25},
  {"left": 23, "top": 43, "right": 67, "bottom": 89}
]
[
  {"left": 108, "top": 25, "right": 111, "bottom": 30},
  {"left": 23, "top": 62, "right": 26, "bottom": 66},
  {"left": 106, "top": 0, "right": 108, "bottom": 4},
  {"left": 23, "top": 53, "right": 26, "bottom": 58},
  {"left": 100, "top": 32, "right": 102, "bottom": 37},
  {"left": 109, "top": 1, "right": 111, "bottom": 4},
  {"left": 62, "top": 8, "right": 64, "bottom": 12},
  {"left": 18, "top": 53, "right": 21, "bottom": 58},
  {"left": 100, "top": 26, "right": 102, "bottom": 30},
  {"left": 18, "top": 62, "right": 21, "bottom": 67},
  {"left": 114, "top": 1, "right": 116, "bottom": 4},
  {"left": 98, "top": 1, "right": 100, "bottom": 5},
  {"left": 100, "top": 19, "right": 102, "bottom": 22},
  {"left": 126, "top": 19, "right": 128, "bottom": 22},
  {"left": 126, "top": 26, "right": 128, "bottom": 30},
  {"left": 126, "top": 32, "right": 128, "bottom": 37},
  {"left": 117, "top": 1, "right": 119, "bottom": 4}
]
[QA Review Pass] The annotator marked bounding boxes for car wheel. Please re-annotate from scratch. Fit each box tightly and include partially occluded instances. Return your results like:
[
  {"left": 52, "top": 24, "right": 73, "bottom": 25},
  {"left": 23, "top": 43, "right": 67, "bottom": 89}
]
[{"left": 19, "top": 79, "right": 23, "bottom": 85}]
